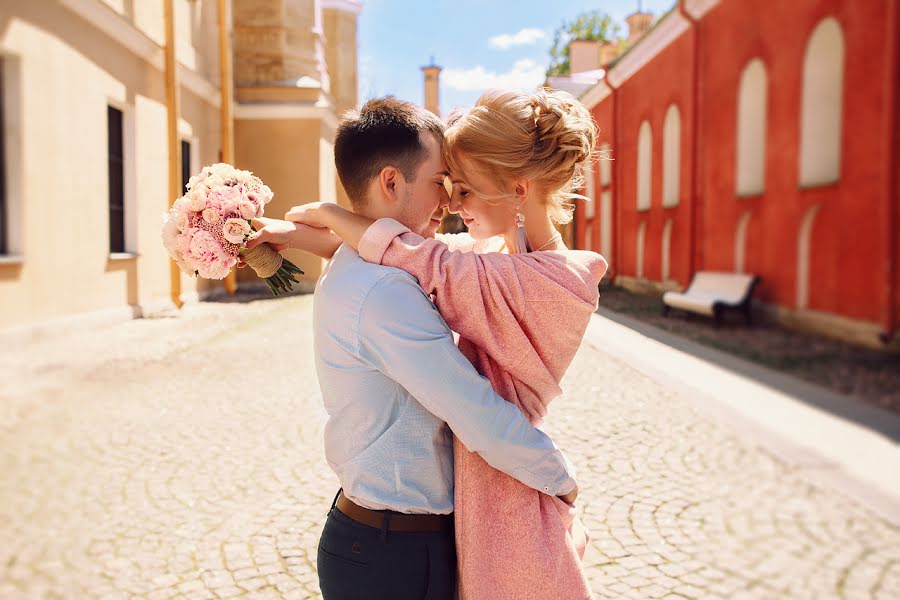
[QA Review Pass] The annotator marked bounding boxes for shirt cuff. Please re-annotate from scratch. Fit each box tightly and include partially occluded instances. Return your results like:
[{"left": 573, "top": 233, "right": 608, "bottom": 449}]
[{"left": 358, "top": 218, "right": 412, "bottom": 264}]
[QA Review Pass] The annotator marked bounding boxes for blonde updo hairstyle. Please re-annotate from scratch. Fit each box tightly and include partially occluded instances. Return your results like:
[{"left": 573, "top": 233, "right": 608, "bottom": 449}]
[{"left": 444, "top": 88, "right": 597, "bottom": 225}]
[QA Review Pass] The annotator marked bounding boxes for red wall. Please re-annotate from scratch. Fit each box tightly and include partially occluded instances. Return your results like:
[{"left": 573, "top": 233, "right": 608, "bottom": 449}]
[{"left": 577, "top": 0, "right": 899, "bottom": 331}]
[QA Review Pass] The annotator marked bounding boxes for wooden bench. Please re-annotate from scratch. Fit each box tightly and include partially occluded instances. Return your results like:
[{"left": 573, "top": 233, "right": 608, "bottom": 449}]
[{"left": 662, "top": 271, "right": 761, "bottom": 326}]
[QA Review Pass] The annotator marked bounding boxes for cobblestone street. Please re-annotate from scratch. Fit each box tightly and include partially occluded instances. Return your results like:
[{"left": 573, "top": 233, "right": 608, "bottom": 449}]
[{"left": 1, "top": 294, "right": 899, "bottom": 600}]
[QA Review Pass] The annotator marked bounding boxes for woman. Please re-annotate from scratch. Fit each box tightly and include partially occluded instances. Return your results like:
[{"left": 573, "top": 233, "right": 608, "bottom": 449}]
[{"left": 280, "top": 89, "right": 606, "bottom": 599}]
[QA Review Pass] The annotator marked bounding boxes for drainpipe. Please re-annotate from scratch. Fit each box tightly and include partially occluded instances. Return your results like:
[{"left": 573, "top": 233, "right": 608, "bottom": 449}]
[
  {"left": 880, "top": 0, "right": 899, "bottom": 344},
  {"left": 164, "top": 0, "right": 183, "bottom": 309},
  {"left": 219, "top": 0, "right": 238, "bottom": 295},
  {"left": 679, "top": 0, "right": 702, "bottom": 279}
]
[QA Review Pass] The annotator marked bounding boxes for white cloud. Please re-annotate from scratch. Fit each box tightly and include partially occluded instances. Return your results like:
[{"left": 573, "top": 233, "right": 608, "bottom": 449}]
[
  {"left": 488, "top": 28, "right": 547, "bottom": 50},
  {"left": 442, "top": 59, "right": 546, "bottom": 92}
]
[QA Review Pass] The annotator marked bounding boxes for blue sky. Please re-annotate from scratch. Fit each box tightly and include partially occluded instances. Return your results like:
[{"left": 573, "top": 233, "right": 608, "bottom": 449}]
[{"left": 357, "top": 0, "right": 677, "bottom": 115}]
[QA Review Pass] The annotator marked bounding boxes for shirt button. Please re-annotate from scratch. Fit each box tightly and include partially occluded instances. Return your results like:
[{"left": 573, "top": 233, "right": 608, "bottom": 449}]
[{"left": 544, "top": 486, "right": 549, "bottom": 491}]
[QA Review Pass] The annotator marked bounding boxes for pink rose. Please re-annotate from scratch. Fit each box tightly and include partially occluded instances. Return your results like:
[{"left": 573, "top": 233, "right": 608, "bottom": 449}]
[
  {"left": 202, "top": 207, "right": 221, "bottom": 224},
  {"left": 188, "top": 190, "right": 206, "bottom": 211},
  {"left": 238, "top": 199, "right": 257, "bottom": 220},
  {"left": 222, "top": 218, "right": 251, "bottom": 244}
]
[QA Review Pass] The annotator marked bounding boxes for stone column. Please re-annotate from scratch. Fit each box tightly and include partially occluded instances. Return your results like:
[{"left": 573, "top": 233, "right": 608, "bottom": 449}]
[{"left": 232, "top": 0, "right": 356, "bottom": 284}]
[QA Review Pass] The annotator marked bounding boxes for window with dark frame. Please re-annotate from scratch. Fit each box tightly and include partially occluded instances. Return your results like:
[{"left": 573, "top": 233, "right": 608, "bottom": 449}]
[
  {"left": 181, "top": 139, "right": 192, "bottom": 196},
  {"left": 108, "top": 105, "right": 125, "bottom": 253},
  {"left": 0, "top": 58, "right": 7, "bottom": 256}
]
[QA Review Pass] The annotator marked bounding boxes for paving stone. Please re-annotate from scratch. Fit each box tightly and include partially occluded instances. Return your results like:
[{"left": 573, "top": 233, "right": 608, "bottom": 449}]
[{"left": 2, "top": 295, "right": 899, "bottom": 599}]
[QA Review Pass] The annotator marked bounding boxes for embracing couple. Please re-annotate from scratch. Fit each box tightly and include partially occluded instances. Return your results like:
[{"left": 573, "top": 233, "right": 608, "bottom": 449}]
[{"left": 246, "top": 89, "right": 608, "bottom": 599}]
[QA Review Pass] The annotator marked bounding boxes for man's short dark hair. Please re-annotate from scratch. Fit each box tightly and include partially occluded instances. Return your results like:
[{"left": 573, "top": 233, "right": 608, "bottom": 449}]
[{"left": 334, "top": 97, "right": 445, "bottom": 207}]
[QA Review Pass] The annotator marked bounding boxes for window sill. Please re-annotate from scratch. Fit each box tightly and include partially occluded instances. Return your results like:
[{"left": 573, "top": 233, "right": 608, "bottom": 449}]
[
  {"left": 0, "top": 255, "right": 24, "bottom": 265},
  {"left": 109, "top": 252, "right": 140, "bottom": 261}
]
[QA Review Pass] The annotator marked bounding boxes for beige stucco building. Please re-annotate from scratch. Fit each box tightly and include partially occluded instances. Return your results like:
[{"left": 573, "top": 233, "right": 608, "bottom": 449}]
[{"left": 0, "top": 0, "right": 360, "bottom": 332}]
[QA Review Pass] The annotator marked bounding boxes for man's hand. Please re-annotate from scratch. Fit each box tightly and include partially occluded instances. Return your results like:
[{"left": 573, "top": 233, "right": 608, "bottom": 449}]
[
  {"left": 236, "top": 217, "right": 297, "bottom": 267},
  {"left": 558, "top": 482, "right": 578, "bottom": 507}
]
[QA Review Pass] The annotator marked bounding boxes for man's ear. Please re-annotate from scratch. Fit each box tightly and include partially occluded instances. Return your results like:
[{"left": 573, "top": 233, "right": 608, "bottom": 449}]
[{"left": 379, "top": 166, "right": 403, "bottom": 205}]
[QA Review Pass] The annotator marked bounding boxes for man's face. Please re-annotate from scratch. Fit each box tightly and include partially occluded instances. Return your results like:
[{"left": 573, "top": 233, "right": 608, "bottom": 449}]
[{"left": 397, "top": 133, "right": 449, "bottom": 238}]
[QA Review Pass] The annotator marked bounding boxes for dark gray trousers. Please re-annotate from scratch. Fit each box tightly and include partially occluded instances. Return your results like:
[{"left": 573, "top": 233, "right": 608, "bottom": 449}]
[{"left": 317, "top": 501, "right": 456, "bottom": 600}]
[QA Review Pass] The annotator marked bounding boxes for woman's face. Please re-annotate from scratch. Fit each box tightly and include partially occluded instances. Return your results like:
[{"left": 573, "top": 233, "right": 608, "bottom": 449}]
[{"left": 448, "top": 159, "right": 517, "bottom": 240}]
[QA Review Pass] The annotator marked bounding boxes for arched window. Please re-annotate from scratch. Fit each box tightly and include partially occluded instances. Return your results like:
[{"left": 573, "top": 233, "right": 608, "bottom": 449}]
[
  {"left": 663, "top": 105, "right": 680, "bottom": 208},
  {"left": 636, "top": 221, "right": 647, "bottom": 278},
  {"left": 799, "top": 17, "right": 845, "bottom": 187},
  {"left": 734, "top": 210, "right": 752, "bottom": 273},
  {"left": 736, "top": 59, "right": 767, "bottom": 196},
  {"left": 662, "top": 218, "right": 674, "bottom": 280},
  {"left": 599, "top": 144, "right": 612, "bottom": 186},
  {"left": 584, "top": 163, "right": 596, "bottom": 219},
  {"left": 600, "top": 190, "right": 612, "bottom": 260},
  {"left": 637, "top": 121, "right": 652, "bottom": 211}
]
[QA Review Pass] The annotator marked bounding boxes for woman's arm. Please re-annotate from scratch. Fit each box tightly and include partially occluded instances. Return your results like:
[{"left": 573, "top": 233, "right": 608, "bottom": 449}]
[
  {"left": 284, "top": 202, "right": 373, "bottom": 251},
  {"left": 244, "top": 217, "right": 342, "bottom": 259},
  {"left": 355, "top": 219, "right": 607, "bottom": 385}
]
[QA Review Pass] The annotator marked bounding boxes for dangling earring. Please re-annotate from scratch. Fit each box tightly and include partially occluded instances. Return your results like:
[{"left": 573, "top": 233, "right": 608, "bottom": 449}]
[{"left": 514, "top": 203, "right": 532, "bottom": 254}]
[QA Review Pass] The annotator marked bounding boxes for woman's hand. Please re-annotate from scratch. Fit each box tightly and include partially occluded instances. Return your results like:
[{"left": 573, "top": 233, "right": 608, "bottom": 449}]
[
  {"left": 245, "top": 217, "right": 297, "bottom": 253},
  {"left": 286, "top": 202, "right": 375, "bottom": 252},
  {"left": 285, "top": 202, "right": 339, "bottom": 229}
]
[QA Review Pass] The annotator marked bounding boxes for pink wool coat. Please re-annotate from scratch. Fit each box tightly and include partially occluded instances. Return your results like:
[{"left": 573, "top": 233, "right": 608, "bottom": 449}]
[{"left": 358, "top": 219, "right": 608, "bottom": 600}]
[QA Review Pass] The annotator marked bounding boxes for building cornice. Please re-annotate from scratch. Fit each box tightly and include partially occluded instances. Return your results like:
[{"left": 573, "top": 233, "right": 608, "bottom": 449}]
[
  {"left": 59, "top": 0, "right": 221, "bottom": 107},
  {"left": 321, "top": 0, "right": 363, "bottom": 16},
  {"left": 234, "top": 102, "right": 338, "bottom": 131},
  {"left": 606, "top": 11, "right": 691, "bottom": 89},
  {"left": 682, "top": 0, "right": 722, "bottom": 20},
  {"left": 580, "top": 80, "right": 613, "bottom": 109}
]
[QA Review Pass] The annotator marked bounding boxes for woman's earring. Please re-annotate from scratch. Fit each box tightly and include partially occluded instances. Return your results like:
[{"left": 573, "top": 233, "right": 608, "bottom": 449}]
[{"left": 514, "top": 205, "right": 532, "bottom": 254}]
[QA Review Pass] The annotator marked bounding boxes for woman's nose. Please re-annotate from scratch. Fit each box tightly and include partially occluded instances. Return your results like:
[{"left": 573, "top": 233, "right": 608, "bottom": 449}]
[{"left": 448, "top": 193, "right": 462, "bottom": 214}]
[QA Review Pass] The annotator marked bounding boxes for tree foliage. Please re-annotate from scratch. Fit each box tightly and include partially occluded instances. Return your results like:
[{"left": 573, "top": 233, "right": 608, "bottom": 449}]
[{"left": 547, "top": 11, "right": 621, "bottom": 77}]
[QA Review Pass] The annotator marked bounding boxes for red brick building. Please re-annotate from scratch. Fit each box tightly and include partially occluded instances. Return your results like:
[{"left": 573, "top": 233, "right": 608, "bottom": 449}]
[{"left": 568, "top": 0, "right": 899, "bottom": 349}]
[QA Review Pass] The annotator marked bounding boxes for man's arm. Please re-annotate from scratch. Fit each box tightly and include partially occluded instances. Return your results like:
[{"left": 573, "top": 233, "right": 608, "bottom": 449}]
[{"left": 356, "top": 272, "right": 577, "bottom": 498}]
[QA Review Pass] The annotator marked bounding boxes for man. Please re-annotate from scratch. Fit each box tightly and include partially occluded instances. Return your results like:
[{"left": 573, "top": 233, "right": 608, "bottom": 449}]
[{"left": 247, "top": 98, "right": 577, "bottom": 599}]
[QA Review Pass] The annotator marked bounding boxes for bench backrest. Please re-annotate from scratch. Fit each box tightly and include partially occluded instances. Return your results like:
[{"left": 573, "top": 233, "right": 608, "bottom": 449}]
[{"left": 686, "top": 271, "right": 758, "bottom": 304}]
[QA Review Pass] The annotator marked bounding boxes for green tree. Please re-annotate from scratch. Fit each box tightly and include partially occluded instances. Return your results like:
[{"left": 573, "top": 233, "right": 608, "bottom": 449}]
[{"left": 547, "top": 11, "right": 621, "bottom": 77}]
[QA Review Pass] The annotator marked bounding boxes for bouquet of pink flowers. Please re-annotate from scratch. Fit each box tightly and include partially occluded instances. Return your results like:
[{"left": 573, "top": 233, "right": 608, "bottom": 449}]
[{"left": 161, "top": 163, "right": 303, "bottom": 295}]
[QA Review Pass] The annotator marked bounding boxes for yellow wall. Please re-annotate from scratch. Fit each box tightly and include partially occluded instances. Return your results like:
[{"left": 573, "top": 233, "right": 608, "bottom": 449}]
[
  {"left": 0, "top": 0, "right": 220, "bottom": 329},
  {"left": 234, "top": 117, "right": 334, "bottom": 282},
  {"left": 0, "top": 0, "right": 358, "bottom": 331}
]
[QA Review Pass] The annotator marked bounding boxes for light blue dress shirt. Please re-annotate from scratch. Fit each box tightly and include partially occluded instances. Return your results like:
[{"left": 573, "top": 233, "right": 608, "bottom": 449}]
[{"left": 313, "top": 244, "right": 577, "bottom": 514}]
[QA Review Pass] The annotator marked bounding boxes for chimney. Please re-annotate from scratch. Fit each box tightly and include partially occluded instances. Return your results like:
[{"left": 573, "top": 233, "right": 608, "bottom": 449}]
[
  {"left": 625, "top": 11, "right": 653, "bottom": 45},
  {"left": 599, "top": 41, "right": 619, "bottom": 67},
  {"left": 421, "top": 59, "right": 442, "bottom": 116},
  {"left": 569, "top": 39, "right": 601, "bottom": 74}
]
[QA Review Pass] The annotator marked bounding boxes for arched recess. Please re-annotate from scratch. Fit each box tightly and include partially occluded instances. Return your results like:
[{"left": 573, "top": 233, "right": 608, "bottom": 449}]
[
  {"left": 797, "top": 204, "right": 823, "bottom": 308},
  {"left": 636, "top": 221, "right": 647, "bottom": 278},
  {"left": 662, "top": 218, "right": 674, "bottom": 281},
  {"left": 736, "top": 59, "right": 767, "bottom": 196},
  {"left": 799, "top": 17, "right": 845, "bottom": 187},
  {"left": 734, "top": 210, "right": 753, "bottom": 273},
  {"left": 663, "top": 105, "right": 681, "bottom": 207},
  {"left": 637, "top": 121, "right": 652, "bottom": 211}
]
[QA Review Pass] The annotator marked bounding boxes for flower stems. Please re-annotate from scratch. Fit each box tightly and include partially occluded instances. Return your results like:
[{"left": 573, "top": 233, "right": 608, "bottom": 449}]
[{"left": 263, "top": 257, "right": 304, "bottom": 296}]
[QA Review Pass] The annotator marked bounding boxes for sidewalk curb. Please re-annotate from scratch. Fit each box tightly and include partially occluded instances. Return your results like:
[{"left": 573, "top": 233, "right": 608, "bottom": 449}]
[{"left": 587, "top": 309, "right": 900, "bottom": 527}]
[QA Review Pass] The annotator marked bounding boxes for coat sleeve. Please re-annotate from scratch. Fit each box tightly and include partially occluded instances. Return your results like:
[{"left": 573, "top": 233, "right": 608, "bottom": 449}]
[{"left": 358, "top": 218, "right": 609, "bottom": 377}]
